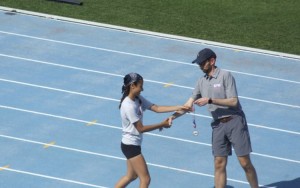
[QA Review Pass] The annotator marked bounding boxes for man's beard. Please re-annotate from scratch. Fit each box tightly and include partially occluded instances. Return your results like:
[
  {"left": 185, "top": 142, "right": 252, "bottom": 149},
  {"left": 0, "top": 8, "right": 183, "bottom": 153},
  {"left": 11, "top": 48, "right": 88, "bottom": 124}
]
[{"left": 202, "top": 65, "right": 212, "bottom": 74}]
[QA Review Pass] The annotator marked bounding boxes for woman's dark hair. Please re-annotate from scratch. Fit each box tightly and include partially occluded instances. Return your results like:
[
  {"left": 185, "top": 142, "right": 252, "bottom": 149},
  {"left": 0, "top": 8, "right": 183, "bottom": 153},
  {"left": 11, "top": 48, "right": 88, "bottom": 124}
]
[{"left": 119, "top": 73, "right": 143, "bottom": 109}]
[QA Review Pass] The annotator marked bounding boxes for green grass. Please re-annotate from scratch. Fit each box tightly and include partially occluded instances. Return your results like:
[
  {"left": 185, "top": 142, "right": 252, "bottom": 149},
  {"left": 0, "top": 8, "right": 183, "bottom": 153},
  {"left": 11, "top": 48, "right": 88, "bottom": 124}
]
[{"left": 1, "top": 0, "right": 299, "bottom": 55}]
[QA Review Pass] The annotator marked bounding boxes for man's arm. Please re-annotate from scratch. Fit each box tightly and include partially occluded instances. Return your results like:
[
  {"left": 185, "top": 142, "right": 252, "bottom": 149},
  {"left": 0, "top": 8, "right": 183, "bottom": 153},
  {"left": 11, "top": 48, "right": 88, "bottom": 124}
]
[
  {"left": 210, "top": 97, "right": 238, "bottom": 107},
  {"left": 169, "top": 98, "right": 195, "bottom": 121},
  {"left": 194, "top": 97, "right": 238, "bottom": 107}
]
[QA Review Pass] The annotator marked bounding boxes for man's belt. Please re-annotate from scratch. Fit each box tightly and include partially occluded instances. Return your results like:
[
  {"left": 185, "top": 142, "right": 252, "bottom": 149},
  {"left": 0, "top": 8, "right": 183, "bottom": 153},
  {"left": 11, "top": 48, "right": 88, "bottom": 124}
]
[{"left": 218, "top": 116, "right": 233, "bottom": 123}]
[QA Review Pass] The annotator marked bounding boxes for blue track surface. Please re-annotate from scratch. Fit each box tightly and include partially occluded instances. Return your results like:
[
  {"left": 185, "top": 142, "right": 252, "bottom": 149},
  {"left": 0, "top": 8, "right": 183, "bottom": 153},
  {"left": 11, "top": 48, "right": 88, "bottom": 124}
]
[{"left": 0, "top": 8, "right": 299, "bottom": 188}]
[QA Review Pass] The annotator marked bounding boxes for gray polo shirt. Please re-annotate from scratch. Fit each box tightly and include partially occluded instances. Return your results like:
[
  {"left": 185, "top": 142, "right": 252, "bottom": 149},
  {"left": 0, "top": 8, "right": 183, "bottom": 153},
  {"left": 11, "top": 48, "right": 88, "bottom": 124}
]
[{"left": 191, "top": 67, "right": 243, "bottom": 120}]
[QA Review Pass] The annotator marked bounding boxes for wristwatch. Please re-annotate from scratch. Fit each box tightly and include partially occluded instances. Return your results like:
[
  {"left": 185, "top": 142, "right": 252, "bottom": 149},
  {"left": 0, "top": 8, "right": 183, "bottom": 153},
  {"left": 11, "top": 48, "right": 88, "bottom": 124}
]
[{"left": 208, "top": 98, "right": 213, "bottom": 104}]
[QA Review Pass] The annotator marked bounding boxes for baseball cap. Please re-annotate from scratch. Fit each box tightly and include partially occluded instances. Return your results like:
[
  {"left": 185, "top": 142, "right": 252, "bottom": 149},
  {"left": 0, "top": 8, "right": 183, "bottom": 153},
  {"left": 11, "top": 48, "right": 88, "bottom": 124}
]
[{"left": 192, "top": 48, "right": 217, "bottom": 65}]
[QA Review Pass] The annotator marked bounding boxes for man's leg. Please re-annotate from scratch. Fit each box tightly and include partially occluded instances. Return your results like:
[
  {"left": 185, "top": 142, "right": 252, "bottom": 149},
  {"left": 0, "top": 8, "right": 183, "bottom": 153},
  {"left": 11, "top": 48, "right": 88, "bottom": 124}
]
[
  {"left": 214, "top": 156, "right": 228, "bottom": 188},
  {"left": 238, "top": 155, "right": 259, "bottom": 188}
]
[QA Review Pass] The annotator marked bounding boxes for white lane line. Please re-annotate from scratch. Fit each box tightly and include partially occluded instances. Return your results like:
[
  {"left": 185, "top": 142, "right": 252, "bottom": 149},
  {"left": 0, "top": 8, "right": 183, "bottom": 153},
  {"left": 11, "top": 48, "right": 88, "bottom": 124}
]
[
  {"left": 2, "top": 167, "right": 108, "bottom": 188},
  {"left": 0, "top": 31, "right": 299, "bottom": 85},
  {"left": 0, "top": 31, "right": 187, "bottom": 64},
  {"left": 0, "top": 53, "right": 124, "bottom": 78},
  {"left": 147, "top": 162, "right": 273, "bottom": 188},
  {"left": 251, "top": 152, "right": 300, "bottom": 164},
  {"left": 0, "top": 55, "right": 299, "bottom": 108},
  {"left": 192, "top": 113, "right": 300, "bottom": 135},
  {"left": 238, "top": 96, "right": 300, "bottom": 109},
  {"left": 1, "top": 78, "right": 300, "bottom": 135},
  {"left": 1, "top": 105, "right": 300, "bottom": 163},
  {"left": 0, "top": 78, "right": 119, "bottom": 102},
  {"left": 0, "top": 134, "right": 279, "bottom": 187},
  {"left": 0, "top": 104, "right": 120, "bottom": 130},
  {"left": 223, "top": 69, "right": 300, "bottom": 84}
]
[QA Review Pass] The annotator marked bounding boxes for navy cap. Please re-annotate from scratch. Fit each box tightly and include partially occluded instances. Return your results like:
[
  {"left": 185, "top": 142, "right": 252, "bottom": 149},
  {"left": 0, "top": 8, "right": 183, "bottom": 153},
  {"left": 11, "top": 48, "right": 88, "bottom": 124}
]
[{"left": 192, "top": 48, "right": 217, "bottom": 65}]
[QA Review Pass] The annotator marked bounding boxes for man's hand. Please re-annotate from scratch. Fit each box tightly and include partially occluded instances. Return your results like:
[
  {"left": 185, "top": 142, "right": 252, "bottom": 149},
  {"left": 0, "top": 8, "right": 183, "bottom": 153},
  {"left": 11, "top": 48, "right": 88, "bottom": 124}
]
[{"left": 194, "top": 97, "right": 209, "bottom": 106}]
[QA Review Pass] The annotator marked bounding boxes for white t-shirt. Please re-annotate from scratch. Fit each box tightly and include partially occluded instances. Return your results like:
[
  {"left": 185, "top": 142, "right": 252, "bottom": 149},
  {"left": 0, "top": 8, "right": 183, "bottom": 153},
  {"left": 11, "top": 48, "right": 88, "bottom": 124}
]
[{"left": 120, "top": 95, "right": 153, "bottom": 145}]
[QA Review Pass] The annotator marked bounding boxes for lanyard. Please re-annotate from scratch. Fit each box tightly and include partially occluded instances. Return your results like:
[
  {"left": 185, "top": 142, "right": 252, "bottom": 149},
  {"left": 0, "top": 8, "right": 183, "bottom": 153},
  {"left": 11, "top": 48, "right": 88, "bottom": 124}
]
[{"left": 192, "top": 105, "right": 199, "bottom": 136}]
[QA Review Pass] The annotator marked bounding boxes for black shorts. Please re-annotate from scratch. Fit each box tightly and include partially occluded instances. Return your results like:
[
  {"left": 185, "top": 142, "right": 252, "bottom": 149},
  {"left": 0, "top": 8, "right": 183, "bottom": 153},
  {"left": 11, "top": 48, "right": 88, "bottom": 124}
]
[{"left": 121, "top": 142, "right": 141, "bottom": 159}]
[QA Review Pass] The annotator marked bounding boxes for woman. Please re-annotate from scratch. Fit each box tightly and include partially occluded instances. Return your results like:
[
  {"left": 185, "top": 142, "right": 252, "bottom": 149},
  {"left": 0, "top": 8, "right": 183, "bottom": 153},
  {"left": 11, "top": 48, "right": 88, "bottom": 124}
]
[{"left": 115, "top": 73, "right": 189, "bottom": 188}]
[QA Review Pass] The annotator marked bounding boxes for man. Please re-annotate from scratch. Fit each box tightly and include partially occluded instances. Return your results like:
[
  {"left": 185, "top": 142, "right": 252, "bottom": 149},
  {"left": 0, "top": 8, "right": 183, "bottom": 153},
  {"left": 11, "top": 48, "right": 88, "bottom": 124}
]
[{"left": 170, "top": 48, "right": 259, "bottom": 188}]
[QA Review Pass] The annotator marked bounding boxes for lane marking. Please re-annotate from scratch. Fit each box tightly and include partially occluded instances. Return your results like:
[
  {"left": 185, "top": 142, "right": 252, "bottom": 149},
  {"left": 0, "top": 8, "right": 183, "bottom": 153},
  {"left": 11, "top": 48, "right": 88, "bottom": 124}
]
[
  {"left": 252, "top": 152, "right": 300, "bottom": 164},
  {"left": 0, "top": 30, "right": 188, "bottom": 65},
  {"left": 0, "top": 165, "right": 10, "bottom": 171},
  {"left": 0, "top": 33, "right": 300, "bottom": 85},
  {"left": 224, "top": 68, "right": 300, "bottom": 84},
  {"left": 0, "top": 134, "right": 276, "bottom": 187},
  {"left": 0, "top": 106, "right": 299, "bottom": 163},
  {"left": 0, "top": 53, "right": 124, "bottom": 78},
  {"left": 1, "top": 75, "right": 299, "bottom": 109},
  {"left": 43, "top": 141, "right": 56, "bottom": 148},
  {"left": 2, "top": 167, "right": 108, "bottom": 188},
  {"left": 0, "top": 78, "right": 119, "bottom": 102},
  {"left": 163, "top": 82, "right": 174, "bottom": 87},
  {"left": 1, "top": 103, "right": 299, "bottom": 136},
  {"left": 86, "top": 120, "right": 97, "bottom": 126},
  {"left": 0, "top": 105, "right": 120, "bottom": 130},
  {"left": 146, "top": 162, "right": 272, "bottom": 187}
]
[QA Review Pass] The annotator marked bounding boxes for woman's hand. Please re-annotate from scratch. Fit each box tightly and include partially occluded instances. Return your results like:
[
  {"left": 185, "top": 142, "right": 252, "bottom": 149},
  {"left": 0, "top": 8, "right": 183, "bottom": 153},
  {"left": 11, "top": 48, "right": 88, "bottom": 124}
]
[
  {"left": 177, "top": 105, "right": 192, "bottom": 112},
  {"left": 159, "top": 118, "right": 172, "bottom": 131},
  {"left": 162, "top": 118, "right": 172, "bottom": 128}
]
